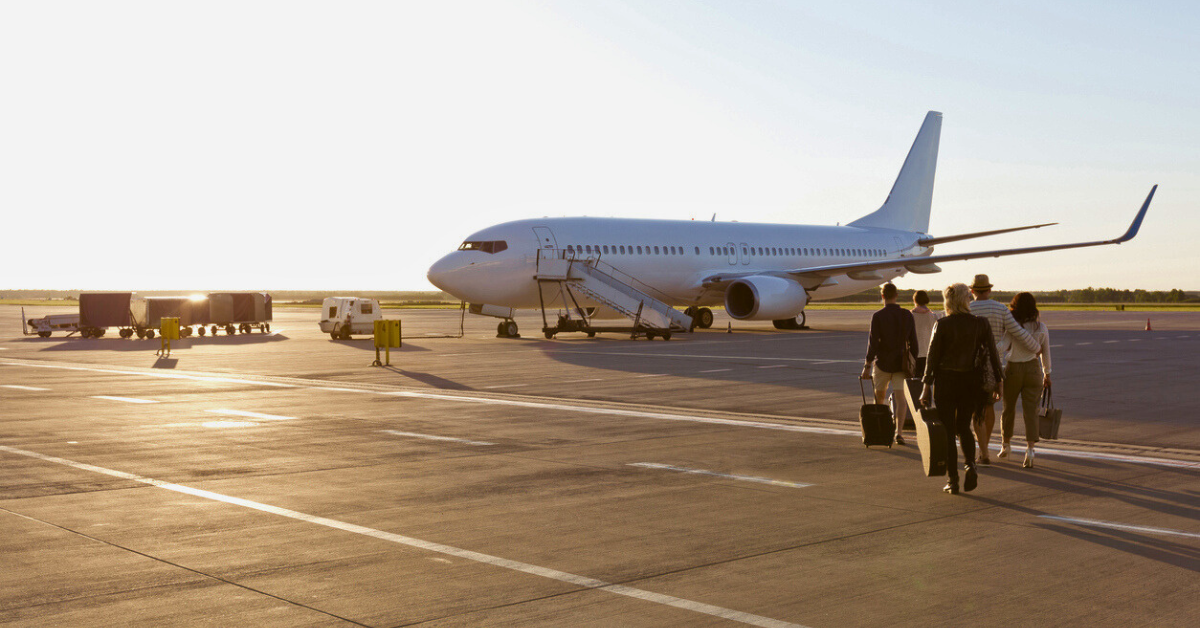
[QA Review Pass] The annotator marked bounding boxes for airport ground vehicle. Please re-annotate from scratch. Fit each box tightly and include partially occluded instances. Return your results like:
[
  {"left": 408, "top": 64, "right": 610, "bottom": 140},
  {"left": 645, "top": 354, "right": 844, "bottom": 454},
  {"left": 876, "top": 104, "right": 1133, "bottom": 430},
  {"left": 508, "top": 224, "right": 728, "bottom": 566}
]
[
  {"left": 319, "top": 297, "right": 381, "bottom": 339},
  {"left": 21, "top": 292, "right": 272, "bottom": 338}
]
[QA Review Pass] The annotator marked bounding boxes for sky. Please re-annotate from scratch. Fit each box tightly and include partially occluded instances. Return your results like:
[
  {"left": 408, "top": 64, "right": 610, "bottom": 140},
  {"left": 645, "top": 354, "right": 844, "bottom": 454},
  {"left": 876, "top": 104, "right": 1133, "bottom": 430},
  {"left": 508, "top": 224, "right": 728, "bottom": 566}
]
[{"left": 2, "top": 1, "right": 1196, "bottom": 292}]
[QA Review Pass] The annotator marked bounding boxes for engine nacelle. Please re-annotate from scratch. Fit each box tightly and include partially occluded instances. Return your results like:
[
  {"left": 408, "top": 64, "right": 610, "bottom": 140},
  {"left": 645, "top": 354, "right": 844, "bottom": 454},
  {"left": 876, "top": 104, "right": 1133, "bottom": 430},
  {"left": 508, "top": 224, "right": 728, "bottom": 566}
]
[{"left": 724, "top": 276, "right": 809, "bottom": 321}]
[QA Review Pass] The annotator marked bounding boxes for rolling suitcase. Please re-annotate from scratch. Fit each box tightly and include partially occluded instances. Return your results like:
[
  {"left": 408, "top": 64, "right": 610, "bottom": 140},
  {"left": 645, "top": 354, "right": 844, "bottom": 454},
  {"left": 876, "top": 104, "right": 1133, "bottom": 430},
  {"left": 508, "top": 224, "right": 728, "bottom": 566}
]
[
  {"left": 859, "top": 378, "right": 894, "bottom": 448},
  {"left": 903, "top": 379, "right": 947, "bottom": 477}
]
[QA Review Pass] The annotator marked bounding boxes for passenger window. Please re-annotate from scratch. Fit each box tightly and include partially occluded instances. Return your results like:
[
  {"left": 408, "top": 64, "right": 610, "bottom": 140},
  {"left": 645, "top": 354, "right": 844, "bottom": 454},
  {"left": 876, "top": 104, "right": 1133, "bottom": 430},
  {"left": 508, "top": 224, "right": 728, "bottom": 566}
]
[
  {"left": 585, "top": 245, "right": 592, "bottom": 253},
  {"left": 637, "top": 246, "right": 642, "bottom": 254},
  {"left": 654, "top": 246, "right": 660, "bottom": 254},
  {"left": 361, "top": 303, "right": 373, "bottom": 314},
  {"left": 328, "top": 306, "right": 337, "bottom": 319},
  {"left": 619, "top": 245, "right": 625, "bottom": 254},
  {"left": 694, "top": 246, "right": 700, "bottom": 255}
]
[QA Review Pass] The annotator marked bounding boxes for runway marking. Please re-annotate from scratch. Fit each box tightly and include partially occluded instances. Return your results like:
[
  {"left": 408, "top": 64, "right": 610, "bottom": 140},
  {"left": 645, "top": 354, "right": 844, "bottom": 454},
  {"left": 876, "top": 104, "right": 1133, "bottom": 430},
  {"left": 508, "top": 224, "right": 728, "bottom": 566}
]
[
  {"left": 8, "top": 360, "right": 1197, "bottom": 472},
  {"left": 699, "top": 368, "right": 731, "bottom": 373},
  {"left": 629, "top": 463, "right": 812, "bottom": 489},
  {"left": 2, "top": 385, "right": 49, "bottom": 391},
  {"left": 91, "top": 396, "right": 158, "bottom": 404},
  {"left": 1102, "top": 340, "right": 1120, "bottom": 344},
  {"left": 758, "top": 365, "right": 789, "bottom": 369},
  {"left": 313, "top": 387, "right": 370, "bottom": 393},
  {"left": 1075, "top": 342, "right": 1092, "bottom": 346},
  {"left": 1177, "top": 335, "right": 1191, "bottom": 339},
  {"left": 1038, "top": 516, "right": 1200, "bottom": 539},
  {"left": 564, "top": 378, "right": 604, "bottom": 383},
  {"left": 206, "top": 409, "right": 296, "bottom": 421},
  {"left": 634, "top": 373, "right": 668, "bottom": 378},
  {"left": 380, "top": 430, "right": 495, "bottom": 446},
  {"left": 483, "top": 383, "right": 527, "bottom": 389},
  {"left": 550, "top": 350, "right": 859, "bottom": 364},
  {"left": 984, "top": 443, "right": 1200, "bottom": 470},
  {"left": 1127, "top": 339, "right": 1141, "bottom": 342},
  {"left": 0, "top": 445, "right": 807, "bottom": 628},
  {"left": 203, "top": 421, "right": 260, "bottom": 428}
]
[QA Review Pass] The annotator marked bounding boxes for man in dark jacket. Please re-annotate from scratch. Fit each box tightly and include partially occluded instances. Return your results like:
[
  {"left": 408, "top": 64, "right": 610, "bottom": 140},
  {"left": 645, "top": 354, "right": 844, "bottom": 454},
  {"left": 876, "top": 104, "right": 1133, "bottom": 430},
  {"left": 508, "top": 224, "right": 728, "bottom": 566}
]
[{"left": 861, "top": 283, "right": 919, "bottom": 444}]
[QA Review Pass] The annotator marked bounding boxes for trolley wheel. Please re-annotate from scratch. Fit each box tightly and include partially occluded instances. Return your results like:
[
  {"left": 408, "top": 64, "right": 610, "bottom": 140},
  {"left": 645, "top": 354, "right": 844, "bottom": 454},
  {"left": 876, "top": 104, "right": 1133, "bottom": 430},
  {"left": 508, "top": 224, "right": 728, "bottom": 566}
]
[
  {"left": 95, "top": 329, "right": 106, "bottom": 337},
  {"left": 136, "top": 329, "right": 145, "bottom": 339},
  {"left": 645, "top": 331, "right": 656, "bottom": 341},
  {"left": 146, "top": 329, "right": 155, "bottom": 339},
  {"left": 264, "top": 323, "right": 270, "bottom": 332},
  {"left": 211, "top": 325, "right": 218, "bottom": 336},
  {"left": 544, "top": 331, "right": 554, "bottom": 339},
  {"left": 587, "top": 332, "right": 596, "bottom": 338},
  {"left": 198, "top": 326, "right": 206, "bottom": 336},
  {"left": 225, "top": 325, "right": 235, "bottom": 335},
  {"left": 38, "top": 331, "right": 51, "bottom": 338},
  {"left": 662, "top": 332, "right": 671, "bottom": 341}
]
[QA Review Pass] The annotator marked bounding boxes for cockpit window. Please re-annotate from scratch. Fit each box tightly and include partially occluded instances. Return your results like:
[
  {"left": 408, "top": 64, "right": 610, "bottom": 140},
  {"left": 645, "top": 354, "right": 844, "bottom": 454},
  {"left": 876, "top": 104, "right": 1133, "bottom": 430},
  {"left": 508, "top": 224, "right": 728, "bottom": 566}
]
[{"left": 458, "top": 240, "right": 508, "bottom": 254}]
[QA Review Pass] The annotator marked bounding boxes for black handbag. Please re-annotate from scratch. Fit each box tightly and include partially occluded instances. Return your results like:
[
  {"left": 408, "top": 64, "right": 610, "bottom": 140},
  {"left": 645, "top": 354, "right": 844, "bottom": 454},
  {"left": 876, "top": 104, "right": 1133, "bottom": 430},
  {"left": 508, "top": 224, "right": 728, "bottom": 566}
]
[
  {"left": 1038, "top": 385, "right": 1062, "bottom": 440},
  {"left": 974, "top": 322, "right": 997, "bottom": 401}
]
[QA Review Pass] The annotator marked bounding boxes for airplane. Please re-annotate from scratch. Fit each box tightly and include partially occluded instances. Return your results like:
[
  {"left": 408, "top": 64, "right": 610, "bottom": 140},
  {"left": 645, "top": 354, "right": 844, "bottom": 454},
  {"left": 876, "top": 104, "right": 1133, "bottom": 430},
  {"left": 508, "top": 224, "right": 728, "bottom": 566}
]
[{"left": 427, "top": 111, "right": 1156, "bottom": 338}]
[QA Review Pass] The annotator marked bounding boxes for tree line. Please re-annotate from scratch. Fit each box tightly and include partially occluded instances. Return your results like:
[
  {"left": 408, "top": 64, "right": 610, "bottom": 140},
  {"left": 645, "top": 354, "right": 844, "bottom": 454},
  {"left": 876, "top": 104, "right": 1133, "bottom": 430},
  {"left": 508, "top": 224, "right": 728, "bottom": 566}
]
[{"left": 828, "top": 287, "right": 1197, "bottom": 304}]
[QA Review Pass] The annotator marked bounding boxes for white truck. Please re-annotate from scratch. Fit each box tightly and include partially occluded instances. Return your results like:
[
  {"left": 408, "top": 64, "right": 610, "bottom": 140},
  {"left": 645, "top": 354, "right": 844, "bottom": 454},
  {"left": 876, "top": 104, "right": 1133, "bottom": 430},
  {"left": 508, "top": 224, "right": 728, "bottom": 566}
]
[
  {"left": 22, "top": 308, "right": 81, "bottom": 338},
  {"left": 319, "top": 297, "right": 382, "bottom": 340}
]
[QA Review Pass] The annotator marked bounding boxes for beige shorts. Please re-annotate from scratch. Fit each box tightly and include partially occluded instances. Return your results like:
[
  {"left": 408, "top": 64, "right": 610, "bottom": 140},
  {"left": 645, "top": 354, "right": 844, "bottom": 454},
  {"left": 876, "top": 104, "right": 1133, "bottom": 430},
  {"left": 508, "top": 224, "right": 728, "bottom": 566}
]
[{"left": 871, "top": 363, "right": 906, "bottom": 398}]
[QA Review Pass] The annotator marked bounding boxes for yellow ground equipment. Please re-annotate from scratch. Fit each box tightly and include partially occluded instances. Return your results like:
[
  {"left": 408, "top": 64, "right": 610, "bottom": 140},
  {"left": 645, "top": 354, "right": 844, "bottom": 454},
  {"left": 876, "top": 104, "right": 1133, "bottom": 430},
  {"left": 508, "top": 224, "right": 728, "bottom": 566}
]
[{"left": 372, "top": 319, "right": 401, "bottom": 366}]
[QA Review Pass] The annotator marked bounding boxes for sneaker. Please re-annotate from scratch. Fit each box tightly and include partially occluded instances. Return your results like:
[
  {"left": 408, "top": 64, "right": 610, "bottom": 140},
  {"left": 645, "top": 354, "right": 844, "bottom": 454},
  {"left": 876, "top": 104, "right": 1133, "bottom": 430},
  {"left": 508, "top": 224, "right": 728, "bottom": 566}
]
[
  {"left": 964, "top": 466, "right": 978, "bottom": 492},
  {"left": 943, "top": 481, "right": 959, "bottom": 495},
  {"left": 998, "top": 442, "right": 1011, "bottom": 459},
  {"left": 1023, "top": 448, "right": 1035, "bottom": 468},
  {"left": 895, "top": 434, "right": 906, "bottom": 445}
]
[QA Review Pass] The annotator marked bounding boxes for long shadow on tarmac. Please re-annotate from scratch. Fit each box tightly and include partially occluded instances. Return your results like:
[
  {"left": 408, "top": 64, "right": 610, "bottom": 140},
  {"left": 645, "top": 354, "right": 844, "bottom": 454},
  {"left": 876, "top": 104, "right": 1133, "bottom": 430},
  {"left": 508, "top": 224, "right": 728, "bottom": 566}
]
[
  {"left": 26, "top": 334, "right": 290, "bottom": 352},
  {"left": 381, "top": 365, "right": 473, "bottom": 390},
  {"left": 969, "top": 494, "right": 1200, "bottom": 573}
]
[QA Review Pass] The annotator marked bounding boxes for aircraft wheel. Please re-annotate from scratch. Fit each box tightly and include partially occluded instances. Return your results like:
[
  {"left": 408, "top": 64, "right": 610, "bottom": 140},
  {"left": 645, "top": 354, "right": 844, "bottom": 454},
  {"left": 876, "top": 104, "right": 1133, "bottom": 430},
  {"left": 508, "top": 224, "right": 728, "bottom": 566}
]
[
  {"left": 503, "top": 321, "right": 519, "bottom": 337},
  {"left": 796, "top": 312, "right": 806, "bottom": 328},
  {"left": 696, "top": 307, "right": 714, "bottom": 329}
]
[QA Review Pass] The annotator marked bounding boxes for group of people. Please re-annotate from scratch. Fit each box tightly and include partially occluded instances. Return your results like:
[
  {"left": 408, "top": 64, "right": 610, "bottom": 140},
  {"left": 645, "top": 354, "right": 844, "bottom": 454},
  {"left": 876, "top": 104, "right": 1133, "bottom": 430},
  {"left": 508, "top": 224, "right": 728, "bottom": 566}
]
[{"left": 862, "top": 274, "right": 1053, "bottom": 495}]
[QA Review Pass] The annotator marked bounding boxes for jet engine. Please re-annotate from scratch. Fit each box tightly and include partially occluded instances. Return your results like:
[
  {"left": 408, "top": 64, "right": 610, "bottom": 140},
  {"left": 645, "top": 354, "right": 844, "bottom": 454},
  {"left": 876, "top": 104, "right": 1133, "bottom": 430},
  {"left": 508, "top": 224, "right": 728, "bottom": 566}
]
[{"left": 724, "top": 276, "right": 808, "bottom": 321}]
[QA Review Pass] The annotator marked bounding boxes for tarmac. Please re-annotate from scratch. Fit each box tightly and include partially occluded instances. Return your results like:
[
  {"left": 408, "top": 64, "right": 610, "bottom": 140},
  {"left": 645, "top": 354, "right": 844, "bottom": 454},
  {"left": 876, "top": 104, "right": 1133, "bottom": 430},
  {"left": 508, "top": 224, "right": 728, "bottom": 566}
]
[{"left": 2, "top": 304, "right": 1198, "bottom": 627}]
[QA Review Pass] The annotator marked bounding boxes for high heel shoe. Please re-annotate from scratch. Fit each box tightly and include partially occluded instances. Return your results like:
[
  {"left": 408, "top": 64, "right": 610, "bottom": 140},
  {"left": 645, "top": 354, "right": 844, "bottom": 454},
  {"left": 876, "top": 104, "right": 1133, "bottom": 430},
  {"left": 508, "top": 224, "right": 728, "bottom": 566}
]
[
  {"left": 1023, "top": 447, "right": 1035, "bottom": 468},
  {"left": 998, "top": 442, "right": 1011, "bottom": 459}
]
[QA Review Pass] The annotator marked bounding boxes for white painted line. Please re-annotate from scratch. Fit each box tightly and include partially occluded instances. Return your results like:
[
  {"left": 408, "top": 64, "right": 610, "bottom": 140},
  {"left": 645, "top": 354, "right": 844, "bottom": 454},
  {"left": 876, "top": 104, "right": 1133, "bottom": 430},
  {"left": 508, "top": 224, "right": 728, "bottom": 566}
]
[
  {"left": 313, "top": 387, "right": 368, "bottom": 393},
  {"left": 810, "top": 361, "right": 844, "bottom": 366},
  {"left": 91, "top": 396, "right": 158, "bottom": 404},
  {"left": 1127, "top": 339, "right": 1140, "bottom": 342},
  {"left": 1075, "top": 342, "right": 1092, "bottom": 346},
  {"left": 203, "top": 421, "right": 261, "bottom": 428},
  {"left": 483, "top": 383, "right": 527, "bottom": 389},
  {"left": 630, "top": 463, "right": 812, "bottom": 489},
  {"left": 1050, "top": 344, "right": 1064, "bottom": 348},
  {"left": 564, "top": 378, "right": 604, "bottom": 383},
  {"left": 0, "top": 445, "right": 806, "bottom": 628},
  {"left": 206, "top": 409, "right": 296, "bottom": 421},
  {"left": 388, "top": 390, "right": 858, "bottom": 437},
  {"left": 758, "top": 364, "right": 789, "bottom": 369},
  {"left": 1177, "top": 335, "right": 1191, "bottom": 339},
  {"left": 634, "top": 373, "right": 668, "bottom": 378},
  {"left": 2, "top": 385, "right": 49, "bottom": 391},
  {"left": 0, "top": 347, "right": 8, "bottom": 350},
  {"left": 1039, "top": 516, "right": 1200, "bottom": 540},
  {"left": 1102, "top": 340, "right": 1120, "bottom": 344},
  {"left": 551, "top": 350, "right": 859, "bottom": 364},
  {"left": 380, "top": 430, "right": 495, "bottom": 446},
  {"left": 984, "top": 443, "right": 1200, "bottom": 470},
  {"left": 699, "top": 368, "right": 731, "bottom": 373}
]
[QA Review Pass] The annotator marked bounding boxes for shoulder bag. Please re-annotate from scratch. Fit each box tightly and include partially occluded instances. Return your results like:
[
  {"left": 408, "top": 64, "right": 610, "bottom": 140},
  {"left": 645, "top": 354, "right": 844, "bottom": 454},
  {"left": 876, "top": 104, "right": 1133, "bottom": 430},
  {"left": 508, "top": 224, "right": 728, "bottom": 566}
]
[{"left": 1038, "top": 385, "right": 1062, "bottom": 440}]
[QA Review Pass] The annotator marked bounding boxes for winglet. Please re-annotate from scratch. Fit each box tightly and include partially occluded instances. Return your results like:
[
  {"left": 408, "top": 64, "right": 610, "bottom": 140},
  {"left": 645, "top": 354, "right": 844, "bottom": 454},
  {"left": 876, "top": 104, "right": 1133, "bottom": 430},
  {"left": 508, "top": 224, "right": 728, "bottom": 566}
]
[{"left": 1114, "top": 185, "right": 1156, "bottom": 243}]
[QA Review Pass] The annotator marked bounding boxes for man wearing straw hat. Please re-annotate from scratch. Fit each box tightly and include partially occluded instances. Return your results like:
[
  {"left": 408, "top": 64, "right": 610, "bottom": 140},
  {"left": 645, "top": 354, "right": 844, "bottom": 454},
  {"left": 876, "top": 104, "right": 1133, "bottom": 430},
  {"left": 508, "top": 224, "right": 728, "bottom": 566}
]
[{"left": 968, "top": 274, "right": 1040, "bottom": 465}]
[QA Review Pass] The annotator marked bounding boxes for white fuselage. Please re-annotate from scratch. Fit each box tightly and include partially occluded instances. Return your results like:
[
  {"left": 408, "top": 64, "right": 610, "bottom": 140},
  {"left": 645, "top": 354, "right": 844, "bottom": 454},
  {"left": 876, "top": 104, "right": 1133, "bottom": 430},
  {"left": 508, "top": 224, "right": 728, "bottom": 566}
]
[{"left": 428, "top": 217, "right": 928, "bottom": 310}]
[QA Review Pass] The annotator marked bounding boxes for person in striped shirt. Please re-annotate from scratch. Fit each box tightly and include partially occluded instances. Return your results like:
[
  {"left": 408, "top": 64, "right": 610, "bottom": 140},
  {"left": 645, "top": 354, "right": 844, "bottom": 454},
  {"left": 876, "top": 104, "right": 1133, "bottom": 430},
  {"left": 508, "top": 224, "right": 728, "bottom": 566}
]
[{"left": 968, "top": 274, "right": 1040, "bottom": 465}]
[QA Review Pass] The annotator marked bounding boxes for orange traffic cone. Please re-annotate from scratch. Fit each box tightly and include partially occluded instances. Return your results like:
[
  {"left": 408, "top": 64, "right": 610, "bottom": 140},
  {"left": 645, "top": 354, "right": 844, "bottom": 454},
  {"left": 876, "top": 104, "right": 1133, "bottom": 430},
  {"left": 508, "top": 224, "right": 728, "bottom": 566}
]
[{"left": 1146, "top": 318, "right": 1152, "bottom": 331}]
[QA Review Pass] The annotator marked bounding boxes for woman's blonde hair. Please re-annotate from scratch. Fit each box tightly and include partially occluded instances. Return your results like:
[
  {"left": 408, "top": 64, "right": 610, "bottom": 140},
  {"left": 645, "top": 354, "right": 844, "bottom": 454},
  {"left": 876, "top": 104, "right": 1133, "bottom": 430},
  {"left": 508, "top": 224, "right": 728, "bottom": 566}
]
[{"left": 943, "top": 283, "right": 973, "bottom": 315}]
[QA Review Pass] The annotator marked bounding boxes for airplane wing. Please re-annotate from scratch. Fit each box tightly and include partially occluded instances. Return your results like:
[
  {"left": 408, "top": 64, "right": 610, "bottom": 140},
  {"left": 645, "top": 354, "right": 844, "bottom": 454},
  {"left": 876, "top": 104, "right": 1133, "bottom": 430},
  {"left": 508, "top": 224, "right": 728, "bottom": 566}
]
[
  {"left": 916, "top": 222, "right": 1056, "bottom": 247},
  {"left": 701, "top": 185, "right": 1156, "bottom": 291}
]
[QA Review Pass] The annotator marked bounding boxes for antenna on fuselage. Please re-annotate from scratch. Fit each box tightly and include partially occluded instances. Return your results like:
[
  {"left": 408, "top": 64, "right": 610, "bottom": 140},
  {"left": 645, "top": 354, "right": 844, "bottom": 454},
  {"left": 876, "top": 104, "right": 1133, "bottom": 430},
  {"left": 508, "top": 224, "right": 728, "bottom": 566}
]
[{"left": 711, "top": 214, "right": 716, "bottom": 222}]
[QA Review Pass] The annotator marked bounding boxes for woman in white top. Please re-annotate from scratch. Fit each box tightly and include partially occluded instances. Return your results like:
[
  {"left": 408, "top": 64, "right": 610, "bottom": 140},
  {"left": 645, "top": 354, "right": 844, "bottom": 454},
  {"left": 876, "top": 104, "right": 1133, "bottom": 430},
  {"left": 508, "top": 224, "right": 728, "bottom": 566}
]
[
  {"left": 1000, "top": 292, "right": 1052, "bottom": 467},
  {"left": 911, "top": 290, "right": 942, "bottom": 376}
]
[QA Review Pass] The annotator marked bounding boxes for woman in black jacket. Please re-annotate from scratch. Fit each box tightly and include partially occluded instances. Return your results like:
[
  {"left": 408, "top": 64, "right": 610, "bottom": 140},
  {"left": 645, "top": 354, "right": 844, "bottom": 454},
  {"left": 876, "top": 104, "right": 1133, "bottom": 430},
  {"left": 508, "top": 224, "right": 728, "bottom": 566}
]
[{"left": 919, "top": 283, "right": 1003, "bottom": 494}]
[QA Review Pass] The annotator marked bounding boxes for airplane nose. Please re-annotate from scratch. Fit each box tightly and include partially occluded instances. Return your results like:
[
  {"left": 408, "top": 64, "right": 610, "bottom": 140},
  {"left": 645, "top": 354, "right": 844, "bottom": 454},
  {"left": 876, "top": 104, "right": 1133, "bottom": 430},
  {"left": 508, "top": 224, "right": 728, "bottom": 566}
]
[{"left": 427, "top": 252, "right": 469, "bottom": 295}]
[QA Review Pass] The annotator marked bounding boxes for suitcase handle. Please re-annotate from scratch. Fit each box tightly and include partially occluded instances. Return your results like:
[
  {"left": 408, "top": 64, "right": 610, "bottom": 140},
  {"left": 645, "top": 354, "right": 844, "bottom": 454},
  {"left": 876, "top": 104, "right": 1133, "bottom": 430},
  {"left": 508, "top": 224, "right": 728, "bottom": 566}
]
[{"left": 859, "top": 377, "right": 869, "bottom": 405}]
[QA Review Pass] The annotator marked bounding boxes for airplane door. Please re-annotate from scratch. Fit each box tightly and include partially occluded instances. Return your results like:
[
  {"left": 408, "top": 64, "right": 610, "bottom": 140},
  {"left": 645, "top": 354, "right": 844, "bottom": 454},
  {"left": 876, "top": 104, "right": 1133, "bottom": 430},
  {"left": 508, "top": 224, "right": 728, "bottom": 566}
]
[
  {"left": 740, "top": 242, "right": 750, "bottom": 265},
  {"left": 533, "top": 227, "right": 558, "bottom": 249},
  {"left": 726, "top": 241, "right": 737, "bottom": 265}
]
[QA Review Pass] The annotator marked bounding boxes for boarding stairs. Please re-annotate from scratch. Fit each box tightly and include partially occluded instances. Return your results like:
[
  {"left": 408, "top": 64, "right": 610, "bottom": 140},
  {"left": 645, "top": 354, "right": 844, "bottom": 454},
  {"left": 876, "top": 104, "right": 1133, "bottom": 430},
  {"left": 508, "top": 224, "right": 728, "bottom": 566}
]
[{"left": 535, "top": 249, "right": 692, "bottom": 339}]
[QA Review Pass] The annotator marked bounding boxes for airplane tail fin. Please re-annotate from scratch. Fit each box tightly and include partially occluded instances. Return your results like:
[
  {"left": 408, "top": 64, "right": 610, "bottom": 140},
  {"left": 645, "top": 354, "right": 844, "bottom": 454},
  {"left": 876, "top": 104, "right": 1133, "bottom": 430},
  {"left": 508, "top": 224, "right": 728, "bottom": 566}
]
[{"left": 849, "top": 111, "right": 941, "bottom": 234}]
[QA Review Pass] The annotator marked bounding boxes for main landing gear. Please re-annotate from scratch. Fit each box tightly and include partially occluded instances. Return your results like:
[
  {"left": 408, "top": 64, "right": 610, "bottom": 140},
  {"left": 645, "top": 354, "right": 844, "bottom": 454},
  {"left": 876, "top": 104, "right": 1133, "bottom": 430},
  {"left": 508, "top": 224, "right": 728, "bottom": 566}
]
[
  {"left": 685, "top": 306, "right": 714, "bottom": 330},
  {"left": 772, "top": 312, "right": 807, "bottom": 330},
  {"left": 497, "top": 320, "right": 520, "bottom": 338}
]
